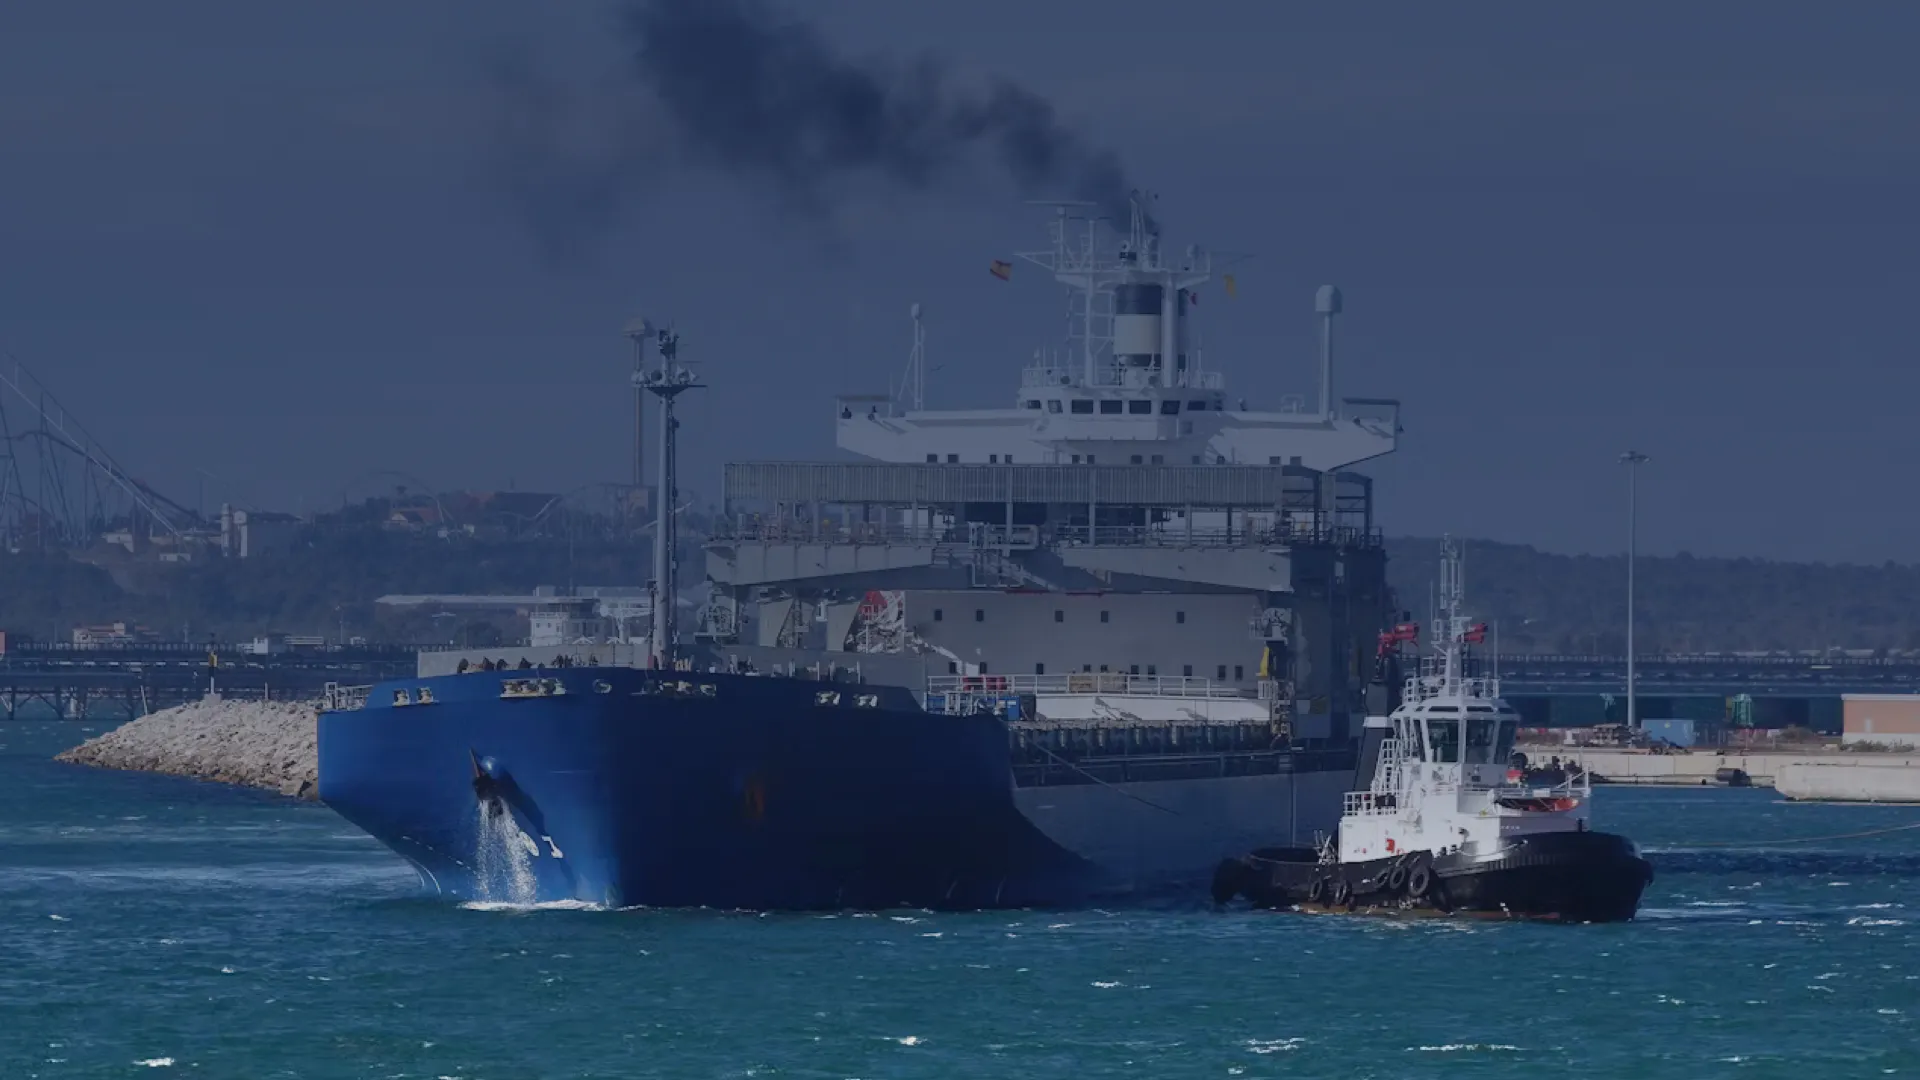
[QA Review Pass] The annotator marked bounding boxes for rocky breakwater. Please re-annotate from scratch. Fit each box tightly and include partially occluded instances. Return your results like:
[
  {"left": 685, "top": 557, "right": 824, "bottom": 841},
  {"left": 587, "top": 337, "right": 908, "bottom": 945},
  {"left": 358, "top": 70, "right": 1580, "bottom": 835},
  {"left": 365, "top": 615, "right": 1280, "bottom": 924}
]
[{"left": 56, "top": 697, "right": 321, "bottom": 799}]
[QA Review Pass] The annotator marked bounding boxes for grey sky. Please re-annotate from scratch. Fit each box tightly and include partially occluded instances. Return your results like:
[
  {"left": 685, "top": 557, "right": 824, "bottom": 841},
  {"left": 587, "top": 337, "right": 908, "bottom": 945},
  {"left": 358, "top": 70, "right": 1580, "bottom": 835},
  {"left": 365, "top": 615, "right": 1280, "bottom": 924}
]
[{"left": 1, "top": 1, "right": 1915, "bottom": 562}]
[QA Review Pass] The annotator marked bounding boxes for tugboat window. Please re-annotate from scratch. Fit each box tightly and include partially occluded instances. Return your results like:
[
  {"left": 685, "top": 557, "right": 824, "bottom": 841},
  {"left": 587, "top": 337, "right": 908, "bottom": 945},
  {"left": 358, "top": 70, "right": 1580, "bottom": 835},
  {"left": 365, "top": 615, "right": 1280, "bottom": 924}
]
[
  {"left": 1160, "top": 400, "right": 1180, "bottom": 415},
  {"left": 1071, "top": 400, "right": 1094, "bottom": 414},
  {"left": 1424, "top": 717, "right": 1462, "bottom": 762},
  {"left": 1099, "top": 400, "right": 1123, "bottom": 414},
  {"left": 1127, "top": 399, "right": 1152, "bottom": 415},
  {"left": 1047, "top": 400, "right": 1063, "bottom": 413},
  {"left": 1494, "top": 719, "right": 1518, "bottom": 762},
  {"left": 1466, "top": 717, "right": 1499, "bottom": 763}
]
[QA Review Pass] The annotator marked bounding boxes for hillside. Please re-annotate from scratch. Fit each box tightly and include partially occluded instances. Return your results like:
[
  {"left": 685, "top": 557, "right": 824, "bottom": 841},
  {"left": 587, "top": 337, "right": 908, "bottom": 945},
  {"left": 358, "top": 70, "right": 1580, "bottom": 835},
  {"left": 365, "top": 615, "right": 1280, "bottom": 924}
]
[
  {"left": 7, "top": 529, "right": 1920, "bottom": 654},
  {"left": 1385, "top": 538, "right": 1920, "bottom": 655}
]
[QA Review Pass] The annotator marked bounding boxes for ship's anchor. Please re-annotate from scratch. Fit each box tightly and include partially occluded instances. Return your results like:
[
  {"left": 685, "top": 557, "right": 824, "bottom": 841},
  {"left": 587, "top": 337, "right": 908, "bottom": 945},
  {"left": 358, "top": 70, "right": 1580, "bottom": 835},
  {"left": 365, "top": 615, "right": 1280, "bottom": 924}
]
[{"left": 470, "top": 749, "right": 508, "bottom": 818}]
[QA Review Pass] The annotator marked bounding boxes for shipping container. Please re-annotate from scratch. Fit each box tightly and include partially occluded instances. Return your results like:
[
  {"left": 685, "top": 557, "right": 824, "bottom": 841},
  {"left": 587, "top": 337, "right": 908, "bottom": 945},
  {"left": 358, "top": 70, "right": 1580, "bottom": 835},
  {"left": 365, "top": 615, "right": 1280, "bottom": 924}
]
[{"left": 1642, "top": 717, "right": 1697, "bottom": 747}]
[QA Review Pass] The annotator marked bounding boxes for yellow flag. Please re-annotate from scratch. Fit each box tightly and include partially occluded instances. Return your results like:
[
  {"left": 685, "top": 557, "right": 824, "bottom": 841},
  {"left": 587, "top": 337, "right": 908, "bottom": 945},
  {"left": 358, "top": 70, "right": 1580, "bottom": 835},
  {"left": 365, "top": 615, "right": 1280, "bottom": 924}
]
[{"left": 1223, "top": 274, "right": 1238, "bottom": 298}]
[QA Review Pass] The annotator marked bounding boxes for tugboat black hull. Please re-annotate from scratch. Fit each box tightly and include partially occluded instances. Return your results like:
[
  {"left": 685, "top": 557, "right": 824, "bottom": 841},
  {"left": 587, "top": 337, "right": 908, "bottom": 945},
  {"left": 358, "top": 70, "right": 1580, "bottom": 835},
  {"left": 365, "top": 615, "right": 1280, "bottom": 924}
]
[{"left": 1215, "top": 831, "right": 1653, "bottom": 923}]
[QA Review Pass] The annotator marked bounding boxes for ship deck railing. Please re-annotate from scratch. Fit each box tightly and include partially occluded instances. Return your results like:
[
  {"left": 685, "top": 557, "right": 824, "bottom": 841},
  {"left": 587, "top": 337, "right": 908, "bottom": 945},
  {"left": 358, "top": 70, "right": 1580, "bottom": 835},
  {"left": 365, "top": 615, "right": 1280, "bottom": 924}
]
[
  {"left": 322, "top": 682, "right": 371, "bottom": 712},
  {"left": 1342, "top": 790, "right": 1400, "bottom": 816},
  {"left": 711, "top": 519, "right": 1380, "bottom": 552},
  {"left": 926, "top": 672, "right": 1246, "bottom": 699}
]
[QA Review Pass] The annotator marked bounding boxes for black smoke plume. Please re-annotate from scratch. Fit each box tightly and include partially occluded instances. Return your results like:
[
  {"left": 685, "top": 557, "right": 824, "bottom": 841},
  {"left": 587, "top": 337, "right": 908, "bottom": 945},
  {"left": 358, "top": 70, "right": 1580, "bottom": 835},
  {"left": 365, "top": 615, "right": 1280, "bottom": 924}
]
[
  {"left": 619, "top": 0, "right": 1138, "bottom": 222},
  {"left": 488, "top": 0, "right": 1146, "bottom": 255}
]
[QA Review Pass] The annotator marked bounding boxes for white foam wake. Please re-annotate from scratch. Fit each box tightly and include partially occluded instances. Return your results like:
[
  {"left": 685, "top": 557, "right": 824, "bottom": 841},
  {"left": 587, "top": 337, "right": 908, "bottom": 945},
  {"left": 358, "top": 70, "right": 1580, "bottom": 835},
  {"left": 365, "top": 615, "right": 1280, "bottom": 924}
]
[{"left": 473, "top": 805, "right": 540, "bottom": 906}]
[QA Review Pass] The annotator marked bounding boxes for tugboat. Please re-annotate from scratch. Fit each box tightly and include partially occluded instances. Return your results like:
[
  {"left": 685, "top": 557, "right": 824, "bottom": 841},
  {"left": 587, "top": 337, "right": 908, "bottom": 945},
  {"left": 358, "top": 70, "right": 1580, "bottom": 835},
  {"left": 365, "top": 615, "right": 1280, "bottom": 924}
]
[{"left": 1212, "top": 539, "right": 1654, "bottom": 922}]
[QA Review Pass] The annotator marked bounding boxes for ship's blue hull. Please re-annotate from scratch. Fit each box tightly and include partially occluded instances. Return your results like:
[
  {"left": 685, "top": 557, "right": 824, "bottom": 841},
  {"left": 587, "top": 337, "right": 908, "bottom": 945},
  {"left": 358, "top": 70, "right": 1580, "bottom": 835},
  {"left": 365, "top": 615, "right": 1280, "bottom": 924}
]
[{"left": 318, "top": 668, "right": 1347, "bottom": 909}]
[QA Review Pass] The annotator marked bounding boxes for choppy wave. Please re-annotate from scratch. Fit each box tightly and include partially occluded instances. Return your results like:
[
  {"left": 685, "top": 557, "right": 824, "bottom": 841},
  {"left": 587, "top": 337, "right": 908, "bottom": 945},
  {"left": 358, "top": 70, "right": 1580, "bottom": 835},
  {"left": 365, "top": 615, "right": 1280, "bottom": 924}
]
[{"left": 456, "top": 898, "right": 614, "bottom": 913}]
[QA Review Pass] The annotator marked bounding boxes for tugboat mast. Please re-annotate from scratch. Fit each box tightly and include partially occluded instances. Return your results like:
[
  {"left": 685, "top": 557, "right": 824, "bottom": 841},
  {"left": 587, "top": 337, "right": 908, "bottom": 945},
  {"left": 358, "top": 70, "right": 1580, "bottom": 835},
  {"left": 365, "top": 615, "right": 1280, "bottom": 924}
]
[{"left": 638, "top": 323, "right": 703, "bottom": 668}]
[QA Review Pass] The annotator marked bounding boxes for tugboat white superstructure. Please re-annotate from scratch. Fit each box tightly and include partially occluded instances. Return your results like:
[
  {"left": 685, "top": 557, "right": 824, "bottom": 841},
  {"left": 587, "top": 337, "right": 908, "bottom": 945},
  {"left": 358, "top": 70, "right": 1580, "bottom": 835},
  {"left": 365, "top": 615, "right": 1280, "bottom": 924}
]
[{"left": 1214, "top": 539, "right": 1654, "bottom": 922}]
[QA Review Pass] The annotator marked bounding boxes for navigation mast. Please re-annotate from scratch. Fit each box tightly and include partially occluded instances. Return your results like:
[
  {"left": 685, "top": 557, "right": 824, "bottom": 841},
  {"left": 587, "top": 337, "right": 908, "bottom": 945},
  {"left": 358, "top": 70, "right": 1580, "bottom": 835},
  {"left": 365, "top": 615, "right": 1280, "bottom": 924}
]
[
  {"left": 1013, "top": 193, "right": 1213, "bottom": 391},
  {"left": 638, "top": 323, "right": 703, "bottom": 668}
]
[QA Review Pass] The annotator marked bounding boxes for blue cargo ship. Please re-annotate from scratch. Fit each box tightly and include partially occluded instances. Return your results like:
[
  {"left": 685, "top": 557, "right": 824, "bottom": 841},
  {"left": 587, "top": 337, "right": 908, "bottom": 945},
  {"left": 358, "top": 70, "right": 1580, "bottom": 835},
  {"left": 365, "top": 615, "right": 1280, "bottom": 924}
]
[
  {"left": 320, "top": 198, "right": 1404, "bottom": 909},
  {"left": 319, "top": 668, "right": 1360, "bottom": 908}
]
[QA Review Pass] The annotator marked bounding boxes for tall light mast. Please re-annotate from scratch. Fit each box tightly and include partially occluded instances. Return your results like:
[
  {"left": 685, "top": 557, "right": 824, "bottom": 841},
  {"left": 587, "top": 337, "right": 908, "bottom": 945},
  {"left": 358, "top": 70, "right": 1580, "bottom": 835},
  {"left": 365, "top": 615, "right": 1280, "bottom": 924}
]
[
  {"left": 641, "top": 325, "right": 703, "bottom": 668},
  {"left": 624, "top": 318, "right": 652, "bottom": 504}
]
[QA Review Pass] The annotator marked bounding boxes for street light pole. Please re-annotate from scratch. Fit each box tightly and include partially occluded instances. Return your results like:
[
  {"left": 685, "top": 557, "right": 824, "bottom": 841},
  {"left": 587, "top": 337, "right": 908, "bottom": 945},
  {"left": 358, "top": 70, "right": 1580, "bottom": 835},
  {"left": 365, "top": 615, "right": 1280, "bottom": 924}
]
[{"left": 1619, "top": 450, "right": 1651, "bottom": 730}]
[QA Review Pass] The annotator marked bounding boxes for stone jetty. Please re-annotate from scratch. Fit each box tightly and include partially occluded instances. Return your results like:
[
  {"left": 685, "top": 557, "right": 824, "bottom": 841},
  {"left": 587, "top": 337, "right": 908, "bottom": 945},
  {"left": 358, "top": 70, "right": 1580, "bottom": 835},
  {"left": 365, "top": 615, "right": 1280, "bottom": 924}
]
[{"left": 55, "top": 696, "right": 321, "bottom": 799}]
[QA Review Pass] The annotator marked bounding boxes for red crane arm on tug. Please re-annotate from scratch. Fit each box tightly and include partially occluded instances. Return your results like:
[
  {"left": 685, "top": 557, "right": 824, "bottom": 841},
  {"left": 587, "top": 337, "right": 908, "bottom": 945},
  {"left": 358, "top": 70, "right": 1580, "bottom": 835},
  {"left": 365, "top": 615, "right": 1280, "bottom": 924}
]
[
  {"left": 1377, "top": 622, "right": 1421, "bottom": 657},
  {"left": 1462, "top": 622, "right": 1488, "bottom": 644}
]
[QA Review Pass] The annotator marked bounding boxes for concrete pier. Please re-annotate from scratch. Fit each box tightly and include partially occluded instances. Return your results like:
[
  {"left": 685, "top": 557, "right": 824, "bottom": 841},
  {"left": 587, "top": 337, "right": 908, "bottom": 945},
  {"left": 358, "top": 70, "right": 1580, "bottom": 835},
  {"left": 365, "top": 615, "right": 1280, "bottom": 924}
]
[
  {"left": 55, "top": 696, "right": 320, "bottom": 799},
  {"left": 1559, "top": 747, "right": 1920, "bottom": 800},
  {"left": 1776, "top": 761, "right": 1920, "bottom": 804}
]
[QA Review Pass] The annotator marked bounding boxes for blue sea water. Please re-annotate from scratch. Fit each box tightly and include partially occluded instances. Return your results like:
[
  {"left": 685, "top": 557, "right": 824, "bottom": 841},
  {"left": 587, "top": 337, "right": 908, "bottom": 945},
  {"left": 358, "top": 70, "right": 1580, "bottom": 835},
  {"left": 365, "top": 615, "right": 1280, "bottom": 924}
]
[{"left": 3, "top": 721, "right": 1918, "bottom": 1079}]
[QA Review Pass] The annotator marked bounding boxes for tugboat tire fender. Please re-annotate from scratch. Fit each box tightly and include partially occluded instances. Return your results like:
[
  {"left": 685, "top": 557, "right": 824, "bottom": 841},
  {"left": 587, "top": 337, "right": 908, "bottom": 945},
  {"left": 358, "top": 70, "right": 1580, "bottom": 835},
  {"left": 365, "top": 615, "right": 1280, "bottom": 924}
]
[
  {"left": 1386, "top": 863, "right": 1408, "bottom": 893},
  {"left": 1330, "top": 878, "right": 1352, "bottom": 908},
  {"left": 1406, "top": 864, "right": 1432, "bottom": 900},
  {"left": 1306, "top": 876, "right": 1327, "bottom": 905},
  {"left": 1209, "top": 858, "right": 1247, "bottom": 906}
]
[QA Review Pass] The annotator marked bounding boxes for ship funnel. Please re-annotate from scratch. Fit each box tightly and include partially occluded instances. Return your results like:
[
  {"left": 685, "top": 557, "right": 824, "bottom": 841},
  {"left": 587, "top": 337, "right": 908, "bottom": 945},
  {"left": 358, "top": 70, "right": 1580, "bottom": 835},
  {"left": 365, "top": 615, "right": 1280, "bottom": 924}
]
[
  {"left": 1315, "top": 285, "right": 1342, "bottom": 419},
  {"left": 1354, "top": 715, "right": 1392, "bottom": 789}
]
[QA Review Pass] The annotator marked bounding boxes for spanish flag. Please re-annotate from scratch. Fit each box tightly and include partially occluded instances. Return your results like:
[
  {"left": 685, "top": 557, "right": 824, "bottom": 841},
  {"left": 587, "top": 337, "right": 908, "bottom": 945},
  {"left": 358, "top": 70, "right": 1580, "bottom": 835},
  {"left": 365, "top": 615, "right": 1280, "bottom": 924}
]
[
  {"left": 1223, "top": 273, "right": 1238, "bottom": 298},
  {"left": 989, "top": 259, "right": 1012, "bottom": 281}
]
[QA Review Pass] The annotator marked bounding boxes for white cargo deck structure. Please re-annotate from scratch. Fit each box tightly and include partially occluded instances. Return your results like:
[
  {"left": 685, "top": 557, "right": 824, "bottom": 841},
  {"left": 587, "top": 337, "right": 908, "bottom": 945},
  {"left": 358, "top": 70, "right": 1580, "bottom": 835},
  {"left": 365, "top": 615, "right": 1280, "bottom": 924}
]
[{"left": 701, "top": 198, "right": 1404, "bottom": 746}]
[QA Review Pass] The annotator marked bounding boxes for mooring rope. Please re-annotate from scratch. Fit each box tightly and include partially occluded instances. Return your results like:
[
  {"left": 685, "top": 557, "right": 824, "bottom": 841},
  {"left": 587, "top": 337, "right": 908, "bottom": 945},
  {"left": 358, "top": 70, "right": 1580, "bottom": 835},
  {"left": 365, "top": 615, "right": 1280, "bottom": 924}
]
[
  {"left": 1676, "top": 820, "right": 1920, "bottom": 848},
  {"left": 1034, "top": 743, "right": 1181, "bottom": 816}
]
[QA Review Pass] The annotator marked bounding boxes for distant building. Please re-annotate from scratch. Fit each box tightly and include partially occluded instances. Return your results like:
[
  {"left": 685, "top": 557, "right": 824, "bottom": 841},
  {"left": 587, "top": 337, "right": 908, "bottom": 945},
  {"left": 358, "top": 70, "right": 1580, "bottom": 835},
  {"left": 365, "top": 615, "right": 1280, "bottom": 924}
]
[
  {"left": 220, "top": 504, "right": 301, "bottom": 558},
  {"left": 1842, "top": 694, "right": 1920, "bottom": 748},
  {"left": 71, "top": 622, "right": 161, "bottom": 647},
  {"left": 376, "top": 585, "right": 656, "bottom": 648}
]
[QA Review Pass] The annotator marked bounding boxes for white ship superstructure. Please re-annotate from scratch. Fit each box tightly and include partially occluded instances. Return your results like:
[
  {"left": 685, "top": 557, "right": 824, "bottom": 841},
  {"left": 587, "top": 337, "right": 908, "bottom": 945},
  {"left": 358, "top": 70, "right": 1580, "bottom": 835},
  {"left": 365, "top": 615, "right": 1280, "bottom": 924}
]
[
  {"left": 835, "top": 200, "right": 1398, "bottom": 472},
  {"left": 701, "top": 197, "right": 1410, "bottom": 887}
]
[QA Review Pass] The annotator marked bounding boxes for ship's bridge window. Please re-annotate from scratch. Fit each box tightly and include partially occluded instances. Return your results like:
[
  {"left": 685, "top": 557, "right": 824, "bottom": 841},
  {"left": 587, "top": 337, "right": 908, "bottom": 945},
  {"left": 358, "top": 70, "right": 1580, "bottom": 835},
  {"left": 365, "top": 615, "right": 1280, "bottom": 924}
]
[
  {"left": 1466, "top": 716, "right": 1500, "bottom": 763},
  {"left": 926, "top": 453, "right": 938, "bottom": 463},
  {"left": 946, "top": 453, "right": 959, "bottom": 463},
  {"left": 1130, "top": 455, "right": 1143, "bottom": 465},
  {"left": 1160, "top": 400, "right": 1180, "bottom": 415},
  {"left": 1127, "top": 399, "right": 1152, "bottom": 415},
  {"left": 1047, "top": 400, "right": 1063, "bottom": 414},
  {"left": 1022, "top": 399, "right": 1042, "bottom": 410},
  {"left": 1071, "top": 400, "right": 1094, "bottom": 414},
  {"left": 1424, "top": 716, "right": 1461, "bottom": 762},
  {"left": 1188, "top": 400, "right": 1208, "bottom": 411},
  {"left": 1099, "top": 400, "right": 1122, "bottom": 415}
]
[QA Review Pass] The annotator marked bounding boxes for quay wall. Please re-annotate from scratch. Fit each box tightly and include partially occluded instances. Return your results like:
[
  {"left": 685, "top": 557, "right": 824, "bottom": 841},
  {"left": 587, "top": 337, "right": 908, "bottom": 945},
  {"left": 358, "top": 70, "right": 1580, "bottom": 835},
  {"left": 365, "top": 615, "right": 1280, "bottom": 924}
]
[
  {"left": 54, "top": 696, "right": 320, "bottom": 799},
  {"left": 1775, "top": 761, "right": 1920, "bottom": 804},
  {"left": 1561, "top": 749, "right": 1920, "bottom": 790}
]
